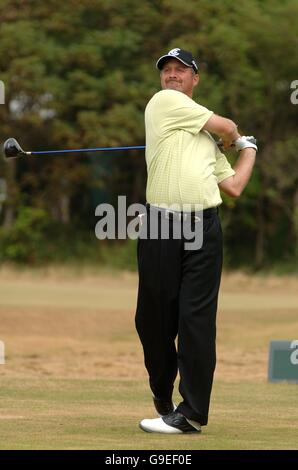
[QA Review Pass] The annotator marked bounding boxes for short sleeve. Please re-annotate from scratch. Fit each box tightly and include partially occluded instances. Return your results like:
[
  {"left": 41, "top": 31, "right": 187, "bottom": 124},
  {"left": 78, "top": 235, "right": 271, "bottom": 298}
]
[
  {"left": 214, "top": 147, "right": 236, "bottom": 183},
  {"left": 154, "top": 90, "right": 213, "bottom": 136}
]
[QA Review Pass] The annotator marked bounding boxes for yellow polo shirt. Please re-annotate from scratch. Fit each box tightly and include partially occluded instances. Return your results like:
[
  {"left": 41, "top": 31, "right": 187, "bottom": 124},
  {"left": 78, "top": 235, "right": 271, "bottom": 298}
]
[{"left": 145, "top": 89, "right": 235, "bottom": 210}]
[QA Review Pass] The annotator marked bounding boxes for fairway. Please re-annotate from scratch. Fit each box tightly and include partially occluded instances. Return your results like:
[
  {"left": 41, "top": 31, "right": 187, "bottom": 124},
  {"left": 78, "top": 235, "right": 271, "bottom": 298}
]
[{"left": 0, "top": 268, "right": 297, "bottom": 449}]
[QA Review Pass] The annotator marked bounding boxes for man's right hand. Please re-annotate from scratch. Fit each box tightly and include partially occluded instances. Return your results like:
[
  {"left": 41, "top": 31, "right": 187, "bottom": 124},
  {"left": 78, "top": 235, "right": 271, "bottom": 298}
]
[
  {"left": 217, "top": 136, "right": 257, "bottom": 151},
  {"left": 222, "top": 139, "right": 234, "bottom": 149}
]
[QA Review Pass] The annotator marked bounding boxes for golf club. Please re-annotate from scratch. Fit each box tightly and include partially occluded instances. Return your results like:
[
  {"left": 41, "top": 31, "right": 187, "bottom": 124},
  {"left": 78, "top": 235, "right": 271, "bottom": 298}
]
[
  {"left": 2, "top": 138, "right": 145, "bottom": 160},
  {"left": 3, "top": 137, "right": 257, "bottom": 160}
]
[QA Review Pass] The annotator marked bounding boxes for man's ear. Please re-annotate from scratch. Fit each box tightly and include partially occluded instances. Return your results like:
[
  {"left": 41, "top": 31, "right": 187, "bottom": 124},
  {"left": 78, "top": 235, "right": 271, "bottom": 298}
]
[{"left": 193, "top": 74, "right": 200, "bottom": 87}]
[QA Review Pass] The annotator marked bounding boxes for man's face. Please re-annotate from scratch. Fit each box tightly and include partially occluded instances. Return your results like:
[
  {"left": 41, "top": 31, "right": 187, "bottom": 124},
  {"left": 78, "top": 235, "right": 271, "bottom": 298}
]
[{"left": 160, "top": 58, "right": 199, "bottom": 97}]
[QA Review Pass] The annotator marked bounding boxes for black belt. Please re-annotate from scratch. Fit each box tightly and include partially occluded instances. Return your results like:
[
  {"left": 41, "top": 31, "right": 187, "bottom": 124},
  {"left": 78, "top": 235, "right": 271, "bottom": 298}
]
[{"left": 146, "top": 204, "right": 218, "bottom": 222}]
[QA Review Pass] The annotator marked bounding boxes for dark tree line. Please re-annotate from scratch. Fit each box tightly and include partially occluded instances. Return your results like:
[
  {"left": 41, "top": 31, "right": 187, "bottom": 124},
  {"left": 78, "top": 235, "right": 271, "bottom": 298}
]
[{"left": 0, "top": 0, "right": 297, "bottom": 269}]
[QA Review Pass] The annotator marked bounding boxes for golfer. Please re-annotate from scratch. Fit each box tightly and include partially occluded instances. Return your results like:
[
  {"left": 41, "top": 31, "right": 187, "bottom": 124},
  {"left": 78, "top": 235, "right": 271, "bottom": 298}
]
[{"left": 135, "top": 48, "right": 257, "bottom": 434}]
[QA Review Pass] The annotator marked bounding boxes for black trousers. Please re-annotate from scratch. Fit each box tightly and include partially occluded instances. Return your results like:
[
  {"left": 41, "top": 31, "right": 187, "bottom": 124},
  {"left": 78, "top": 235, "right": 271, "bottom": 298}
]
[{"left": 135, "top": 206, "right": 223, "bottom": 425}]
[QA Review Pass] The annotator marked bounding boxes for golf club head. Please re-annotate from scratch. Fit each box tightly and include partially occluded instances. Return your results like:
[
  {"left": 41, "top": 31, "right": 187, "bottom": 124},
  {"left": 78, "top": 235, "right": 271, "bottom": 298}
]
[{"left": 3, "top": 138, "right": 26, "bottom": 160}]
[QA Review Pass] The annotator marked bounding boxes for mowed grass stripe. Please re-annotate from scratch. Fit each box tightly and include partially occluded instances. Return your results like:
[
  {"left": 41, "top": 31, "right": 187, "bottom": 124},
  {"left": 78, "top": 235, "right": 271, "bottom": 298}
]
[{"left": 0, "top": 378, "right": 297, "bottom": 450}]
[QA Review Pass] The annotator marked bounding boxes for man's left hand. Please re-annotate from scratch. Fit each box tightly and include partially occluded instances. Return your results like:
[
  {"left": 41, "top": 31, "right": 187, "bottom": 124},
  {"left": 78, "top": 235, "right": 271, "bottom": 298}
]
[{"left": 233, "top": 136, "right": 258, "bottom": 152}]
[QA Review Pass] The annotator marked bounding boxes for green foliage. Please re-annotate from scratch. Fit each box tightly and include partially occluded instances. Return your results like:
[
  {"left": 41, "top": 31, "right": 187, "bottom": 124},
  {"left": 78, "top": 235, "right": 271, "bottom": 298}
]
[
  {"left": 0, "top": 0, "right": 297, "bottom": 269},
  {"left": 0, "top": 205, "right": 137, "bottom": 268},
  {"left": 98, "top": 239, "right": 137, "bottom": 271},
  {"left": 0, "top": 206, "right": 51, "bottom": 263}
]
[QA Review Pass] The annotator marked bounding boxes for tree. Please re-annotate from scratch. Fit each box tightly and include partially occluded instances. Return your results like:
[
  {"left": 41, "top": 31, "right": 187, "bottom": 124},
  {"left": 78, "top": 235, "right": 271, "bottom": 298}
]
[{"left": 0, "top": 0, "right": 297, "bottom": 268}]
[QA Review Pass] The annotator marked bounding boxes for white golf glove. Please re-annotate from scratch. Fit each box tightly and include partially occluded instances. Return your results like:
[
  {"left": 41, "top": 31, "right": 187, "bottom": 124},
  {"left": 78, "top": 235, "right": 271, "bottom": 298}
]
[{"left": 234, "top": 136, "right": 258, "bottom": 152}]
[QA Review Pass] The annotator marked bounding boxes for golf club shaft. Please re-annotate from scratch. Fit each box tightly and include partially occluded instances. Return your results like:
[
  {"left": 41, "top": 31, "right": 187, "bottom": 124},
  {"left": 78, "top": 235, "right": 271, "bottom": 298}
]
[
  {"left": 26, "top": 142, "right": 227, "bottom": 156},
  {"left": 5, "top": 136, "right": 247, "bottom": 160},
  {"left": 29, "top": 145, "right": 146, "bottom": 156}
]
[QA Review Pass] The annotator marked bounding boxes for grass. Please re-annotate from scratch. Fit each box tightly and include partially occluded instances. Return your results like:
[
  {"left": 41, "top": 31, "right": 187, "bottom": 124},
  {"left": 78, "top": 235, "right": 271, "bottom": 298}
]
[
  {"left": 0, "top": 378, "right": 297, "bottom": 450},
  {"left": 0, "top": 268, "right": 297, "bottom": 449}
]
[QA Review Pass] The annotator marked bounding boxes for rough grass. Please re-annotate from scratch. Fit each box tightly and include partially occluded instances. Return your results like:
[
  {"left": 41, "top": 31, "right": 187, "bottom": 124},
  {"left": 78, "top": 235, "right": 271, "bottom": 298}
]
[{"left": 0, "top": 267, "right": 297, "bottom": 449}]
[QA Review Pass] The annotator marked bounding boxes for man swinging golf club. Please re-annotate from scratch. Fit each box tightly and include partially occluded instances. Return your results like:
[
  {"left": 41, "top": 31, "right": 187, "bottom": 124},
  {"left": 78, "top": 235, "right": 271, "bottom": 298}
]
[{"left": 135, "top": 48, "right": 257, "bottom": 434}]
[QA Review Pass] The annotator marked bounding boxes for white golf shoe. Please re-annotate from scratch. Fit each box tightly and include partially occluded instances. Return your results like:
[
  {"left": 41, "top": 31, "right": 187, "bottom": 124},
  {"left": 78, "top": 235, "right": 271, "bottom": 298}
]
[{"left": 139, "top": 411, "right": 201, "bottom": 434}]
